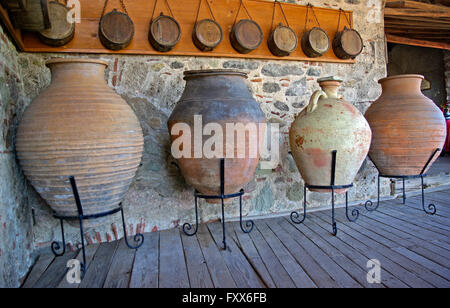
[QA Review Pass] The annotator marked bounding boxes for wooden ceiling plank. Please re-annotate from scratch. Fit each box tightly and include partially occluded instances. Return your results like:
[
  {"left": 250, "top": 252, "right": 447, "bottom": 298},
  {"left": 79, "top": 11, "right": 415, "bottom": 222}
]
[
  {"left": 385, "top": 16, "right": 450, "bottom": 25},
  {"left": 385, "top": 7, "right": 450, "bottom": 18},
  {"left": 386, "top": 33, "right": 450, "bottom": 50},
  {"left": 386, "top": 0, "right": 450, "bottom": 11},
  {"left": 0, "top": 4, "right": 24, "bottom": 50}
]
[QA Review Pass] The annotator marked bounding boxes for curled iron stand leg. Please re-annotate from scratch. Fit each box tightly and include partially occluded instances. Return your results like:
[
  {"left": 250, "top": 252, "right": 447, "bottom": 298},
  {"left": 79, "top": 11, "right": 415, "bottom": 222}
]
[
  {"left": 421, "top": 175, "right": 436, "bottom": 215},
  {"left": 51, "top": 219, "right": 66, "bottom": 257},
  {"left": 239, "top": 190, "right": 254, "bottom": 233},
  {"left": 365, "top": 175, "right": 380, "bottom": 212},
  {"left": 345, "top": 191, "right": 359, "bottom": 222},
  {"left": 120, "top": 205, "right": 144, "bottom": 249},
  {"left": 291, "top": 185, "right": 307, "bottom": 224},
  {"left": 183, "top": 194, "right": 199, "bottom": 236}
]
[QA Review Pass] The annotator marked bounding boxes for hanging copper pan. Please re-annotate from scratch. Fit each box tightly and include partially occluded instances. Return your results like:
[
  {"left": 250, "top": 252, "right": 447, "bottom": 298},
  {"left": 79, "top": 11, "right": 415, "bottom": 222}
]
[
  {"left": 230, "top": 0, "right": 262, "bottom": 54},
  {"left": 192, "top": 0, "right": 222, "bottom": 52},
  {"left": 148, "top": 0, "right": 181, "bottom": 52},
  {"left": 10, "top": 0, "right": 50, "bottom": 31},
  {"left": 99, "top": 0, "right": 134, "bottom": 51},
  {"left": 300, "top": 4, "right": 330, "bottom": 58},
  {"left": 267, "top": 1, "right": 297, "bottom": 57},
  {"left": 333, "top": 27, "right": 363, "bottom": 59},
  {"left": 1, "top": 0, "right": 27, "bottom": 11},
  {"left": 332, "top": 9, "right": 363, "bottom": 59},
  {"left": 268, "top": 24, "right": 297, "bottom": 57},
  {"left": 38, "top": 1, "right": 75, "bottom": 47}
]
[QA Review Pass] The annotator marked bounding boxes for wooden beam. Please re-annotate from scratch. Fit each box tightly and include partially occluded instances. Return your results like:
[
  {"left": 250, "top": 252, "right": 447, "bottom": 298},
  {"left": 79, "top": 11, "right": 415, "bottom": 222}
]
[
  {"left": 386, "top": 0, "right": 450, "bottom": 11},
  {"left": 0, "top": 4, "right": 24, "bottom": 50},
  {"left": 385, "top": 16, "right": 450, "bottom": 25},
  {"left": 386, "top": 33, "right": 450, "bottom": 50},
  {"left": 385, "top": 7, "right": 450, "bottom": 18}
]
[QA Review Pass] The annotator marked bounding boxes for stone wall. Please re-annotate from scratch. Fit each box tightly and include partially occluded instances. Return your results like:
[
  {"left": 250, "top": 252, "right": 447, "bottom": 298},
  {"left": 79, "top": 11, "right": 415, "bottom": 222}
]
[
  {"left": 0, "top": 25, "right": 35, "bottom": 287},
  {"left": 388, "top": 44, "right": 446, "bottom": 107},
  {"left": 11, "top": 0, "right": 389, "bottom": 249}
]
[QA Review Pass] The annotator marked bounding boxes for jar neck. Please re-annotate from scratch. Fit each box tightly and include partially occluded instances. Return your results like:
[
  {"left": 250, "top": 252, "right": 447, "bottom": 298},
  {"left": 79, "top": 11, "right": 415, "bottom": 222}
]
[
  {"left": 47, "top": 61, "right": 108, "bottom": 87},
  {"left": 379, "top": 75, "right": 423, "bottom": 96},
  {"left": 319, "top": 80, "right": 341, "bottom": 98},
  {"left": 181, "top": 74, "right": 252, "bottom": 101}
]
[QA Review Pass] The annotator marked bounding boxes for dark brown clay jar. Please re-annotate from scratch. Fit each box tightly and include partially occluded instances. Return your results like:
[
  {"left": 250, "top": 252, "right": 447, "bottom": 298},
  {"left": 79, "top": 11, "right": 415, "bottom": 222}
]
[
  {"left": 365, "top": 75, "right": 446, "bottom": 176},
  {"left": 168, "top": 70, "right": 266, "bottom": 202}
]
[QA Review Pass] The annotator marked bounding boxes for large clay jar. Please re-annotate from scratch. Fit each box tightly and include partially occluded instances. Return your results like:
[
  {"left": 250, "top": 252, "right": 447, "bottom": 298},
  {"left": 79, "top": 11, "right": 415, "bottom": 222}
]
[
  {"left": 168, "top": 70, "right": 266, "bottom": 202},
  {"left": 16, "top": 59, "right": 144, "bottom": 226},
  {"left": 289, "top": 77, "right": 372, "bottom": 193},
  {"left": 365, "top": 75, "right": 446, "bottom": 176}
]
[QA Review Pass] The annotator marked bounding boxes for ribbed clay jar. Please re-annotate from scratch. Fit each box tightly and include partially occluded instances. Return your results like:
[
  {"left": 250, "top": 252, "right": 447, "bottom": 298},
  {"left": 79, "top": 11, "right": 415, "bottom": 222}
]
[
  {"left": 168, "top": 70, "right": 266, "bottom": 203},
  {"left": 289, "top": 77, "right": 372, "bottom": 193},
  {"left": 16, "top": 59, "right": 144, "bottom": 226},
  {"left": 365, "top": 74, "right": 446, "bottom": 176}
]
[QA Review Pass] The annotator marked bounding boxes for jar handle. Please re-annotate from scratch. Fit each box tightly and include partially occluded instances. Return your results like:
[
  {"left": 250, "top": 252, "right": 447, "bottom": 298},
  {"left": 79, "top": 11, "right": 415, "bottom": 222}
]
[{"left": 307, "top": 90, "right": 327, "bottom": 113}]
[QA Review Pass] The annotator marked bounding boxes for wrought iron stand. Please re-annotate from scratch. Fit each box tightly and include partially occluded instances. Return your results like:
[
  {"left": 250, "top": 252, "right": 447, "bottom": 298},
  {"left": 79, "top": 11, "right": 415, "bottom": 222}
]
[
  {"left": 51, "top": 176, "right": 144, "bottom": 278},
  {"left": 364, "top": 148, "right": 440, "bottom": 215},
  {"left": 182, "top": 158, "right": 254, "bottom": 250},
  {"left": 290, "top": 150, "right": 359, "bottom": 236}
]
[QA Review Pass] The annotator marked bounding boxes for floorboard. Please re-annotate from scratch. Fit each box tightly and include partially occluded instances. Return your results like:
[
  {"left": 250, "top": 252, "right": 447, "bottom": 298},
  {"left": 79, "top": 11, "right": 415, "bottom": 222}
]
[
  {"left": 230, "top": 222, "right": 276, "bottom": 288},
  {"left": 159, "top": 228, "right": 190, "bottom": 288},
  {"left": 255, "top": 220, "right": 317, "bottom": 288},
  {"left": 57, "top": 244, "right": 100, "bottom": 288},
  {"left": 129, "top": 232, "right": 159, "bottom": 288},
  {"left": 197, "top": 223, "right": 236, "bottom": 288},
  {"left": 79, "top": 241, "right": 119, "bottom": 288},
  {"left": 181, "top": 229, "right": 214, "bottom": 288},
  {"left": 22, "top": 254, "right": 55, "bottom": 288},
  {"left": 103, "top": 238, "right": 137, "bottom": 288}
]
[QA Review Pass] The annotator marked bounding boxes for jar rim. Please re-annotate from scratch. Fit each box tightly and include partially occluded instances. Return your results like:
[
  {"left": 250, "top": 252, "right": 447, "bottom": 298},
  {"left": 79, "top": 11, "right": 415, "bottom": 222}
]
[
  {"left": 379, "top": 74, "right": 424, "bottom": 84},
  {"left": 184, "top": 69, "right": 248, "bottom": 79},
  {"left": 46, "top": 58, "right": 109, "bottom": 67}
]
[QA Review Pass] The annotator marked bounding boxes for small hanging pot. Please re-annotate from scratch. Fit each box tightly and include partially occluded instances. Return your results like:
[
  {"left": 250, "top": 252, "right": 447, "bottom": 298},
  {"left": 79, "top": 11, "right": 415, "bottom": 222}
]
[
  {"left": 149, "top": 0, "right": 181, "bottom": 52},
  {"left": 267, "top": 1, "right": 297, "bottom": 57},
  {"left": 38, "top": 1, "right": 75, "bottom": 47},
  {"left": 99, "top": 0, "right": 134, "bottom": 51},
  {"left": 332, "top": 9, "right": 363, "bottom": 60},
  {"left": 301, "top": 4, "right": 330, "bottom": 58},
  {"left": 10, "top": 0, "right": 51, "bottom": 31},
  {"left": 192, "top": 0, "right": 222, "bottom": 52},
  {"left": 230, "top": 0, "right": 262, "bottom": 54},
  {"left": 1, "top": 0, "right": 27, "bottom": 11}
]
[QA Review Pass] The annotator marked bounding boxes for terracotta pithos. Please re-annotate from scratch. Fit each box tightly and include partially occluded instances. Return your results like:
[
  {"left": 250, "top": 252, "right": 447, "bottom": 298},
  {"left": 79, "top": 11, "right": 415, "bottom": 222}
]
[
  {"left": 289, "top": 77, "right": 372, "bottom": 193},
  {"left": 365, "top": 75, "right": 446, "bottom": 176},
  {"left": 168, "top": 70, "right": 266, "bottom": 202},
  {"left": 16, "top": 59, "right": 144, "bottom": 226}
]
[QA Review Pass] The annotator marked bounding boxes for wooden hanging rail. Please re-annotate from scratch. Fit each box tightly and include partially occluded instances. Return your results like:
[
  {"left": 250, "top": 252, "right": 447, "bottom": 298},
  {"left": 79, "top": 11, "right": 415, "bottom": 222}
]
[{"left": 11, "top": 0, "right": 356, "bottom": 63}]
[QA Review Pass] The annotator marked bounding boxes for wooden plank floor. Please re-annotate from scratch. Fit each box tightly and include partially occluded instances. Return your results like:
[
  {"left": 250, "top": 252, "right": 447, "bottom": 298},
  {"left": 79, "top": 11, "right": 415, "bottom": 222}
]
[{"left": 23, "top": 188, "right": 450, "bottom": 288}]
